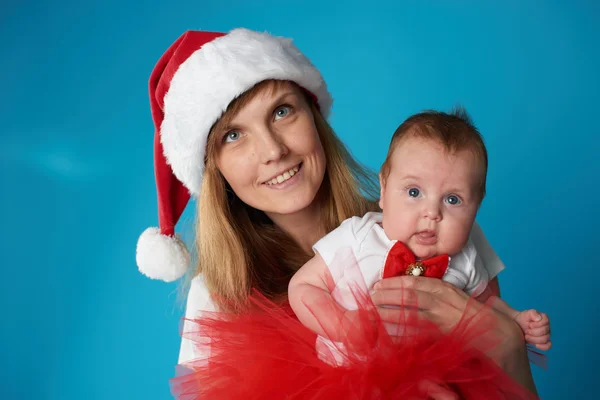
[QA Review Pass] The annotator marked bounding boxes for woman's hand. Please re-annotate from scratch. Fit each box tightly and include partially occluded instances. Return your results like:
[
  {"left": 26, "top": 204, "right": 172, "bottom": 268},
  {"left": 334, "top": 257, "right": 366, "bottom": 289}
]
[
  {"left": 371, "top": 276, "right": 538, "bottom": 396},
  {"left": 416, "top": 380, "right": 460, "bottom": 400}
]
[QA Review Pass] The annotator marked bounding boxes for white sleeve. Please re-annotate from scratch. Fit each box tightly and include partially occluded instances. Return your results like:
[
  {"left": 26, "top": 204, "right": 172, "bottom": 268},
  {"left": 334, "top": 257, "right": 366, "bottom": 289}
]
[
  {"left": 312, "top": 218, "right": 357, "bottom": 266},
  {"left": 464, "top": 250, "right": 490, "bottom": 296},
  {"left": 177, "top": 274, "right": 217, "bottom": 365},
  {"left": 444, "top": 240, "right": 489, "bottom": 296},
  {"left": 470, "top": 221, "right": 505, "bottom": 279}
]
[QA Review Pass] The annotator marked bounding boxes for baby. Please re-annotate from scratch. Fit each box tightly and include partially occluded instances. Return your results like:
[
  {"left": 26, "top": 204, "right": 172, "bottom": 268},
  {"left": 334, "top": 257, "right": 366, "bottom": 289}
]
[{"left": 289, "top": 107, "right": 551, "bottom": 362}]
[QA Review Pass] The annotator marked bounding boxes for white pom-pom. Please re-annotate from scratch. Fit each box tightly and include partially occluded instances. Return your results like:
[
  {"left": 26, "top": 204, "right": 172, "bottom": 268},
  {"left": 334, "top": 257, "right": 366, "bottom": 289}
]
[{"left": 136, "top": 227, "right": 191, "bottom": 282}]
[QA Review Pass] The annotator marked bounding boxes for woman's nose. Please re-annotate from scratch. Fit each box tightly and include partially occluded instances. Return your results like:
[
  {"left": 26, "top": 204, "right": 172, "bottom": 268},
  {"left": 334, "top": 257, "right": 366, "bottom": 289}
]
[{"left": 258, "top": 129, "right": 288, "bottom": 164}]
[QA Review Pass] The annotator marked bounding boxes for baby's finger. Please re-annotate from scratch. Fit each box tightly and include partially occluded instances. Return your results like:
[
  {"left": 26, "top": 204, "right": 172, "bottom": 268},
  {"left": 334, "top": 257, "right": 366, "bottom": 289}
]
[
  {"left": 535, "top": 342, "right": 552, "bottom": 351},
  {"left": 527, "top": 325, "right": 550, "bottom": 336},
  {"left": 531, "top": 313, "right": 549, "bottom": 328},
  {"left": 525, "top": 334, "right": 550, "bottom": 344}
]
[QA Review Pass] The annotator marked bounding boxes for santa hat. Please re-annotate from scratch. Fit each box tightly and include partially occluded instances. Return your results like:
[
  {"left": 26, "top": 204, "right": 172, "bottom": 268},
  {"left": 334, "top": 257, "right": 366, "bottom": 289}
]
[{"left": 136, "top": 28, "right": 333, "bottom": 282}]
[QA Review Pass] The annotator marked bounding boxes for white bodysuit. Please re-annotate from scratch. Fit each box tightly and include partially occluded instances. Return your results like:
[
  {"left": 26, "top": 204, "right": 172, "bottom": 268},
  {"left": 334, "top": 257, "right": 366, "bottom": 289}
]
[{"left": 311, "top": 212, "right": 503, "bottom": 364}]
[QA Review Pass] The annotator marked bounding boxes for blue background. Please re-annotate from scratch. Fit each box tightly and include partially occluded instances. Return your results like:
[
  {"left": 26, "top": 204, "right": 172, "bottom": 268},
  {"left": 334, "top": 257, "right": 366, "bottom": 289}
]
[{"left": 1, "top": 0, "right": 598, "bottom": 399}]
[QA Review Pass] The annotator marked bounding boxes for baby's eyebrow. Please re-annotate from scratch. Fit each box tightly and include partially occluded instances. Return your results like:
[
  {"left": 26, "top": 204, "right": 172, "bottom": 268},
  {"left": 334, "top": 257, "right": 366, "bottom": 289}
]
[{"left": 397, "top": 174, "right": 420, "bottom": 181}]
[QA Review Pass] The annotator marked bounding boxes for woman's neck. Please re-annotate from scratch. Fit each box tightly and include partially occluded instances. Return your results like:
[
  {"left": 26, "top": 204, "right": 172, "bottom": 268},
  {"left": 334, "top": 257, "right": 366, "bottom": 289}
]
[{"left": 266, "top": 204, "right": 325, "bottom": 254}]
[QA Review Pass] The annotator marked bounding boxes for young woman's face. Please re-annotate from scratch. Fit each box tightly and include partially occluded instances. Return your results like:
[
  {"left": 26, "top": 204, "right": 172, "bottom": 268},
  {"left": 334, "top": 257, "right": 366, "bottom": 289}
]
[{"left": 214, "top": 82, "right": 326, "bottom": 219}]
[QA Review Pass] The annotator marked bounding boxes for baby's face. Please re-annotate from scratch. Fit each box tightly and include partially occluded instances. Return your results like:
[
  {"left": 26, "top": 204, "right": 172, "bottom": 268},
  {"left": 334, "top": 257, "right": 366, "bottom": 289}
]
[{"left": 379, "top": 137, "right": 483, "bottom": 259}]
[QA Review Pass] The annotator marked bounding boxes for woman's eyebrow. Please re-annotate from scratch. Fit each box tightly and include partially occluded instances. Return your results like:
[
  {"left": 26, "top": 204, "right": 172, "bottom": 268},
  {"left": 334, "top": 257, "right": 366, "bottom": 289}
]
[{"left": 268, "top": 91, "right": 296, "bottom": 107}]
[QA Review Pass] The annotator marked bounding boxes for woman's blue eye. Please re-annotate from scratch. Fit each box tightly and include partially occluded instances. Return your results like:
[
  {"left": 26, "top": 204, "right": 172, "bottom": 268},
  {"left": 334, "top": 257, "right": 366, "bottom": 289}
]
[
  {"left": 274, "top": 105, "right": 291, "bottom": 120},
  {"left": 408, "top": 188, "right": 420, "bottom": 197},
  {"left": 224, "top": 131, "right": 240, "bottom": 143},
  {"left": 446, "top": 195, "right": 461, "bottom": 205}
]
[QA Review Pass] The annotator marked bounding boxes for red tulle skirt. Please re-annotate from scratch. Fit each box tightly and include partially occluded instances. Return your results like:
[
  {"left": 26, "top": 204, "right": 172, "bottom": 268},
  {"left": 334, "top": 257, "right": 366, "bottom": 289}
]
[{"left": 171, "top": 255, "right": 540, "bottom": 399}]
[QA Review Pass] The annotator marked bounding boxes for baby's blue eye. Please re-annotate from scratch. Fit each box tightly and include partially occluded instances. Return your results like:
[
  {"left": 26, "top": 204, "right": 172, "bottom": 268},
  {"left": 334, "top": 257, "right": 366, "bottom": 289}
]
[
  {"left": 274, "top": 106, "right": 291, "bottom": 120},
  {"left": 408, "top": 188, "right": 420, "bottom": 197},
  {"left": 446, "top": 195, "right": 461, "bottom": 205},
  {"left": 224, "top": 131, "right": 240, "bottom": 143}
]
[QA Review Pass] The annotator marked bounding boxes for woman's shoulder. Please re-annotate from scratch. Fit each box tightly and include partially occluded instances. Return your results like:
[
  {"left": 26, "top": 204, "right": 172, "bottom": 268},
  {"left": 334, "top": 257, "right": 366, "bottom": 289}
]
[
  {"left": 178, "top": 273, "right": 217, "bottom": 364},
  {"left": 185, "top": 273, "right": 218, "bottom": 315}
]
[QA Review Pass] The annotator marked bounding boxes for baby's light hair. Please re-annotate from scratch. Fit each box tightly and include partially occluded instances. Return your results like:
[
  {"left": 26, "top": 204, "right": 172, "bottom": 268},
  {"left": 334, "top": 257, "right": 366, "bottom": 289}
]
[{"left": 380, "top": 106, "right": 488, "bottom": 201}]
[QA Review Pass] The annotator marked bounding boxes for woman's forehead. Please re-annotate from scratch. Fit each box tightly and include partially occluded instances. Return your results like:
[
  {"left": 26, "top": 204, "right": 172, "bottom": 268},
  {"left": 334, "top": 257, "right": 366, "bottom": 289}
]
[
  {"left": 236, "top": 80, "right": 301, "bottom": 114},
  {"left": 253, "top": 79, "right": 297, "bottom": 98},
  {"left": 233, "top": 80, "right": 297, "bottom": 112},
  {"left": 211, "top": 80, "right": 302, "bottom": 134}
]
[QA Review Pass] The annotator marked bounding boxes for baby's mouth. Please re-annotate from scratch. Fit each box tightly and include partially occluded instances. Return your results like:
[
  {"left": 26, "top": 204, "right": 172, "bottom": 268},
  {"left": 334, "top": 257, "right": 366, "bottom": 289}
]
[{"left": 414, "top": 230, "right": 437, "bottom": 245}]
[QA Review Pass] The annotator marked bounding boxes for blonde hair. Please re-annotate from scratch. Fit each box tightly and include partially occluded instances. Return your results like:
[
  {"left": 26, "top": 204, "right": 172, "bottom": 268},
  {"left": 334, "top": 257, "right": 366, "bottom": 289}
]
[{"left": 196, "top": 80, "right": 379, "bottom": 312}]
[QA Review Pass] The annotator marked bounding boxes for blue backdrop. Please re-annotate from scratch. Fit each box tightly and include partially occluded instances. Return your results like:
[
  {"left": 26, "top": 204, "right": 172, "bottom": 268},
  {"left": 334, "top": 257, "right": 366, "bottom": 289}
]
[{"left": 1, "top": 0, "right": 598, "bottom": 399}]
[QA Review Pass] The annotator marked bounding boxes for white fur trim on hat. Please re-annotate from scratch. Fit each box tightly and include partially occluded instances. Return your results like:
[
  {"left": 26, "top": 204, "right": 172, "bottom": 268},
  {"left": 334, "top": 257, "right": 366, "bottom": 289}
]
[
  {"left": 161, "top": 28, "right": 333, "bottom": 195},
  {"left": 136, "top": 227, "right": 191, "bottom": 282}
]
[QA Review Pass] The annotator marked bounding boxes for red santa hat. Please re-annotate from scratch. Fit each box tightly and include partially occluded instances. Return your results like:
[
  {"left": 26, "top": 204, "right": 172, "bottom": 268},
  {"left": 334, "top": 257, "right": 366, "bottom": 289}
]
[{"left": 136, "top": 28, "right": 333, "bottom": 282}]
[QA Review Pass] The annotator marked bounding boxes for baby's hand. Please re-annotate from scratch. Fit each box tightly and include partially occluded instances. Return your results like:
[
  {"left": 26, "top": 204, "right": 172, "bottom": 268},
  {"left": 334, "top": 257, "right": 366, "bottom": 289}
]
[{"left": 514, "top": 309, "right": 551, "bottom": 351}]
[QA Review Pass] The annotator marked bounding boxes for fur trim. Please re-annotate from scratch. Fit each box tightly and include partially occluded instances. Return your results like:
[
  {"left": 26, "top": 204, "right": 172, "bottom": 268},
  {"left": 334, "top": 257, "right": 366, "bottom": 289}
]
[
  {"left": 161, "top": 28, "right": 333, "bottom": 195},
  {"left": 136, "top": 227, "right": 190, "bottom": 282}
]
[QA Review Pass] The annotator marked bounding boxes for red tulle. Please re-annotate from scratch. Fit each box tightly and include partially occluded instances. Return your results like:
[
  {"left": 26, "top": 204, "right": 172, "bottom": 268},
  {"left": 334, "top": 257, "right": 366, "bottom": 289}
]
[{"left": 171, "top": 251, "right": 539, "bottom": 399}]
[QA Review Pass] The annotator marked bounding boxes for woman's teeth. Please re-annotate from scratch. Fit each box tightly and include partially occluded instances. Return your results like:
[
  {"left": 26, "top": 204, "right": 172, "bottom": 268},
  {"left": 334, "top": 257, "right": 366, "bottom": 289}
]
[{"left": 267, "top": 166, "right": 300, "bottom": 185}]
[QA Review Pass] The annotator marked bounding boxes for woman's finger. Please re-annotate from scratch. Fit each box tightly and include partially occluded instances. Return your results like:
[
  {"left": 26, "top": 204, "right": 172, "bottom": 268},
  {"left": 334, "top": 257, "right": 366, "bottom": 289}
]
[
  {"left": 418, "top": 380, "right": 459, "bottom": 400},
  {"left": 375, "top": 305, "right": 413, "bottom": 324},
  {"left": 375, "top": 276, "right": 471, "bottom": 311},
  {"left": 371, "top": 287, "right": 437, "bottom": 312},
  {"left": 372, "top": 288, "right": 465, "bottom": 331}
]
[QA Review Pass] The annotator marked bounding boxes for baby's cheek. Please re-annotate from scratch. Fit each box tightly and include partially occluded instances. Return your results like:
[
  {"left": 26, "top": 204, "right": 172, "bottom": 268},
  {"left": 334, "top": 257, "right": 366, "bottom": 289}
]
[
  {"left": 386, "top": 225, "right": 407, "bottom": 242},
  {"left": 446, "top": 232, "right": 470, "bottom": 254}
]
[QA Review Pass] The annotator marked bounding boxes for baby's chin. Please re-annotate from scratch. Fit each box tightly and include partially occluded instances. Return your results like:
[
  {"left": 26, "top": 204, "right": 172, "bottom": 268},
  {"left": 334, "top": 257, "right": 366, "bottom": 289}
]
[
  {"left": 410, "top": 243, "right": 460, "bottom": 259},
  {"left": 410, "top": 245, "right": 439, "bottom": 260}
]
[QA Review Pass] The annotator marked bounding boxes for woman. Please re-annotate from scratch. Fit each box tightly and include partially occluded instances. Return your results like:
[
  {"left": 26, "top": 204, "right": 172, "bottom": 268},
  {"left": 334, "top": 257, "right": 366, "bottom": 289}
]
[{"left": 135, "top": 28, "right": 538, "bottom": 397}]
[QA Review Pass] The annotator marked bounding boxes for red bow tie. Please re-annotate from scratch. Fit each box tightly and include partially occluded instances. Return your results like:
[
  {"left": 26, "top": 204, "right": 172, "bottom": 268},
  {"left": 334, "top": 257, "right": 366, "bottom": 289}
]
[{"left": 382, "top": 241, "right": 449, "bottom": 279}]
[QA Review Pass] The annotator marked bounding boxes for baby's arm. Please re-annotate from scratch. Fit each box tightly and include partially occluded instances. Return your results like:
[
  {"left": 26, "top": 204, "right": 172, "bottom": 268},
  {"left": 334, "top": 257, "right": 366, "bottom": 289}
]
[
  {"left": 288, "top": 253, "right": 340, "bottom": 337},
  {"left": 477, "top": 286, "right": 552, "bottom": 351},
  {"left": 289, "top": 253, "right": 368, "bottom": 343}
]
